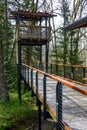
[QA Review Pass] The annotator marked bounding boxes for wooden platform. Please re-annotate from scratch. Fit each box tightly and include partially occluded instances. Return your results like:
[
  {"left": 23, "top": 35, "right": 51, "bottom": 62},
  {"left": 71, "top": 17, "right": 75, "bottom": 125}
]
[{"left": 21, "top": 68, "right": 87, "bottom": 130}]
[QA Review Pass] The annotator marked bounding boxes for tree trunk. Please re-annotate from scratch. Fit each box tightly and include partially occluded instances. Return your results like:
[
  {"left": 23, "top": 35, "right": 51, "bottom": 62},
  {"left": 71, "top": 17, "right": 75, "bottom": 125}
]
[{"left": 0, "top": 32, "right": 9, "bottom": 103}]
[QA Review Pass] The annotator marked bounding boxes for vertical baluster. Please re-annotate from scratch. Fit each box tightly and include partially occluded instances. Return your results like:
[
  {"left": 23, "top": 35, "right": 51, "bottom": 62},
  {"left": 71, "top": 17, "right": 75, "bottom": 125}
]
[
  {"left": 36, "top": 71, "right": 38, "bottom": 106},
  {"left": 45, "top": 43, "right": 48, "bottom": 73},
  {"left": 42, "top": 62, "right": 43, "bottom": 71},
  {"left": 38, "top": 100, "right": 41, "bottom": 130},
  {"left": 71, "top": 66, "right": 74, "bottom": 80},
  {"left": 18, "top": 43, "right": 21, "bottom": 103},
  {"left": 83, "top": 68, "right": 85, "bottom": 83},
  {"left": 50, "top": 64, "right": 52, "bottom": 74},
  {"left": 24, "top": 66, "right": 26, "bottom": 80},
  {"left": 56, "top": 82, "right": 63, "bottom": 130},
  {"left": 31, "top": 69, "right": 34, "bottom": 97},
  {"left": 27, "top": 67, "right": 29, "bottom": 89},
  {"left": 56, "top": 64, "right": 58, "bottom": 75},
  {"left": 62, "top": 66, "right": 65, "bottom": 77},
  {"left": 25, "top": 66, "right": 26, "bottom": 81},
  {"left": 43, "top": 75, "right": 46, "bottom": 120}
]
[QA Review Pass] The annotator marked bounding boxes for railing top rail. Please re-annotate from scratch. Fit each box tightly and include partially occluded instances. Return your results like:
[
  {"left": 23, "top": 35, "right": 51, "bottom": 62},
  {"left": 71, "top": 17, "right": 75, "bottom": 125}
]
[
  {"left": 22, "top": 63, "right": 87, "bottom": 96},
  {"left": 38, "top": 62, "right": 87, "bottom": 68}
]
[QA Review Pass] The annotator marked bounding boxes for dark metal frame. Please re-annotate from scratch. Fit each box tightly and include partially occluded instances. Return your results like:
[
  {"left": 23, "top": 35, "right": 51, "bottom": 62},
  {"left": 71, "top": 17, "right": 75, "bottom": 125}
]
[
  {"left": 43, "top": 75, "right": 47, "bottom": 120},
  {"left": 21, "top": 64, "right": 63, "bottom": 130},
  {"left": 14, "top": 11, "right": 56, "bottom": 130},
  {"left": 56, "top": 82, "right": 63, "bottom": 130}
]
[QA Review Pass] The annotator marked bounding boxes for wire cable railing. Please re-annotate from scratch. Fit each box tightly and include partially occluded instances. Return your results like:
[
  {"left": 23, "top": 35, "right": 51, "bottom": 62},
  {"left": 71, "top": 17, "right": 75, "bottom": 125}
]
[
  {"left": 20, "top": 63, "right": 87, "bottom": 130},
  {"left": 33, "top": 62, "right": 87, "bottom": 85}
]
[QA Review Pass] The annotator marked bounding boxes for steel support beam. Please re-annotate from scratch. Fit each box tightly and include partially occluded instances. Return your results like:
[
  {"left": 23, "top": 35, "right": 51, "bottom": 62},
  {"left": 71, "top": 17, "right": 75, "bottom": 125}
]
[
  {"left": 56, "top": 82, "right": 63, "bottom": 130},
  {"left": 43, "top": 75, "right": 47, "bottom": 120},
  {"left": 45, "top": 43, "right": 48, "bottom": 73},
  {"left": 18, "top": 43, "right": 21, "bottom": 103},
  {"left": 38, "top": 99, "right": 41, "bottom": 130}
]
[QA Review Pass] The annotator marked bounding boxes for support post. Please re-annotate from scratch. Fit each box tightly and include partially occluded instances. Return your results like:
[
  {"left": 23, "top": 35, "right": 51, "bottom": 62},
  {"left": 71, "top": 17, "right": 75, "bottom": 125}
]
[
  {"left": 62, "top": 66, "right": 65, "bottom": 78},
  {"left": 56, "top": 82, "right": 63, "bottom": 130},
  {"left": 18, "top": 43, "right": 21, "bottom": 103},
  {"left": 28, "top": 67, "right": 29, "bottom": 85},
  {"left": 43, "top": 75, "right": 46, "bottom": 120},
  {"left": 50, "top": 64, "right": 52, "bottom": 74},
  {"left": 31, "top": 69, "right": 34, "bottom": 97},
  {"left": 24, "top": 66, "right": 25, "bottom": 80},
  {"left": 40, "top": 46, "right": 42, "bottom": 63},
  {"left": 38, "top": 99, "right": 41, "bottom": 130},
  {"left": 46, "top": 43, "right": 48, "bottom": 73},
  {"left": 23, "top": 66, "right": 27, "bottom": 92},
  {"left": 27, "top": 67, "right": 31, "bottom": 90},
  {"left": 36, "top": 71, "right": 38, "bottom": 106},
  {"left": 83, "top": 68, "right": 85, "bottom": 83},
  {"left": 56, "top": 64, "right": 58, "bottom": 75},
  {"left": 71, "top": 66, "right": 74, "bottom": 80}
]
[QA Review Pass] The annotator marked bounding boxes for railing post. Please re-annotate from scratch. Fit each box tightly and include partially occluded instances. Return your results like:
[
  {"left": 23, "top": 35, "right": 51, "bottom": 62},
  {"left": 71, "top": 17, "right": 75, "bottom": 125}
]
[
  {"left": 36, "top": 71, "right": 38, "bottom": 106},
  {"left": 24, "top": 66, "right": 27, "bottom": 92},
  {"left": 43, "top": 75, "right": 47, "bottom": 120},
  {"left": 39, "top": 62, "right": 43, "bottom": 71},
  {"left": 35, "top": 62, "right": 37, "bottom": 68},
  {"left": 31, "top": 69, "right": 34, "bottom": 97},
  {"left": 50, "top": 64, "right": 52, "bottom": 74},
  {"left": 40, "top": 46, "right": 42, "bottom": 65},
  {"left": 62, "top": 66, "right": 65, "bottom": 78},
  {"left": 27, "top": 67, "right": 31, "bottom": 90},
  {"left": 38, "top": 99, "right": 41, "bottom": 130},
  {"left": 83, "top": 68, "right": 85, "bottom": 83},
  {"left": 39, "top": 62, "right": 40, "bottom": 70},
  {"left": 56, "top": 82, "right": 63, "bottom": 130},
  {"left": 21, "top": 65, "right": 23, "bottom": 80},
  {"left": 56, "top": 65, "right": 58, "bottom": 75},
  {"left": 24, "top": 67, "right": 26, "bottom": 80},
  {"left": 71, "top": 66, "right": 74, "bottom": 80},
  {"left": 18, "top": 42, "right": 21, "bottom": 103},
  {"left": 45, "top": 43, "right": 48, "bottom": 73},
  {"left": 42, "top": 62, "right": 43, "bottom": 71},
  {"left": 28, "top": 67, "right": 29, "bottom": 85}
]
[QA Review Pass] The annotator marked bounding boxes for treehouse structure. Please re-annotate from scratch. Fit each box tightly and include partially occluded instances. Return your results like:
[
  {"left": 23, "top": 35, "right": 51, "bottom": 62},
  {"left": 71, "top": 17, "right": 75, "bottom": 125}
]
[
  {"left": 10, "top": 10, "right": 56, "bottom": 68},
  {"left": 10, "top": 10, "right": 56, "bottom": 102}
]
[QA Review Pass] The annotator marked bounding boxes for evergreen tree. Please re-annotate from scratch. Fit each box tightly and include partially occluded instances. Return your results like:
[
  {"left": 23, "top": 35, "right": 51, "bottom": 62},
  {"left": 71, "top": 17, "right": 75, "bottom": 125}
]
[{"left": 50, "top": 0, "right": 70, "bottom": 64}]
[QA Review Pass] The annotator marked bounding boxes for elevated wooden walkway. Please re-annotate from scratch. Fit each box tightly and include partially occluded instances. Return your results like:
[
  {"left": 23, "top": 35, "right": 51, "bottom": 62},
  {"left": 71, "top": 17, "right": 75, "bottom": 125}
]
[{"left": 21, "top": 64, "right": 87, "bottom": 130}]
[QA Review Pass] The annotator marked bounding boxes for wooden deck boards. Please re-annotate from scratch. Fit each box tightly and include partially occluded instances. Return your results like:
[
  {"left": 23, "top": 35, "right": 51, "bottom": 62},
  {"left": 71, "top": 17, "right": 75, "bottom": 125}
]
[{"left": 21, "top": 69, "right": 87, "bottom": 130}]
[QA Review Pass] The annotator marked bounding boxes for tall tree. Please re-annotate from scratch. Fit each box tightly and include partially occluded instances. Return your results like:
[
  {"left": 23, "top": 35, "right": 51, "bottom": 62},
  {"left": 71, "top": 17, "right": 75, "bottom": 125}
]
[
  {"left": 0, "top": 32, "right": 9, "bottom": 103},
  {"left": 68, "top": 0, "right": 86, "bottom": 65},
  {"left": 50, "top": 0, "right": 70, "bottom": 64}
]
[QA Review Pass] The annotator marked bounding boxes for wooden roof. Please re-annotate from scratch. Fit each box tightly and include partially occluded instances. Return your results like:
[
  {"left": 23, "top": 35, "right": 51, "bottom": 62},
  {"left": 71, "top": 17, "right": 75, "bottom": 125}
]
[
  {"left": 10, "top": 10, "right": 56, "bottom": 20},
  {"left": 63, "top": 16, "right": 87, "bottom": 31}
]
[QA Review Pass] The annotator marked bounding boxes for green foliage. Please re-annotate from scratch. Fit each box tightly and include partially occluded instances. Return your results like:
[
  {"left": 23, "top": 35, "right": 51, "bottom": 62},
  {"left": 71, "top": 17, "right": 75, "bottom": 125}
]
[
  {"left": 0, "top": 91, "right": 37, "bottom": 130},
  {"left": 4, "top": 58, "right": 17, "bottom": 90},
  {"left": 50, "top": 0, "right": 83, "bottom": 65},
  {"left": 50, "top": 0, "right": 70, "bottom": 64},
  {"left": 68, "top": 30, "right": 81, "bottom": 65},
  {"left": 0, "top": 0, "right": 17, "bottom": 92}
]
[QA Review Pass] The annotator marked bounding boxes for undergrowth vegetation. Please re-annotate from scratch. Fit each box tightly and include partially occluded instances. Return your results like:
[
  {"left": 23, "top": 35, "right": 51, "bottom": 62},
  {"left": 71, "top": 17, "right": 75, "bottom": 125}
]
[{"left": 0, "top": 91, "right": 37, "bottom": 130}]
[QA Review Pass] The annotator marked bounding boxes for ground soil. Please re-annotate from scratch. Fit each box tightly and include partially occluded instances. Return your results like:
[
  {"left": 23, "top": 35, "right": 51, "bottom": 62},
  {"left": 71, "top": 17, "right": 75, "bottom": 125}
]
[{"left": 9, "top": 112, "right": 56, "bottom": 130}]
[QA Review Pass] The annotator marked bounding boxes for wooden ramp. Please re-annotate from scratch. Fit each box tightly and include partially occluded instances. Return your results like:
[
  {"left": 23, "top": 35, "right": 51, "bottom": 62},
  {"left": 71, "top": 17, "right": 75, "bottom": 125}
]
[{"left": 21, "top": 64, "right": 87, "bottom": 130}]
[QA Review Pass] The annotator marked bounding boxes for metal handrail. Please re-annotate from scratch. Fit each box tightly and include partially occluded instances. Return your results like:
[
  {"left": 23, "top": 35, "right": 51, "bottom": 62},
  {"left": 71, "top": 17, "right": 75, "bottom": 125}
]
[
  {"left": 21, "top": 63, "right": 87, "bottom": 130},
  {"left": 38, "top": 62, "right": 87, "bottom": 68},
  {"left": 34, "top": 62, "right": 87, "bottom": 84},
  {"left": 22, "top": 63, "right": 87, "bottom": 96}
]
